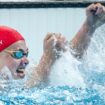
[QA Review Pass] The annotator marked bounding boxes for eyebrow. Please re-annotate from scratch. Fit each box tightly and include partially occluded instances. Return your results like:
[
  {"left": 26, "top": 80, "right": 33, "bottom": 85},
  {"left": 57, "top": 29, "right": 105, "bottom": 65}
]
[{"left": 9, "top": 48, "right": 29, "bottom": 52}]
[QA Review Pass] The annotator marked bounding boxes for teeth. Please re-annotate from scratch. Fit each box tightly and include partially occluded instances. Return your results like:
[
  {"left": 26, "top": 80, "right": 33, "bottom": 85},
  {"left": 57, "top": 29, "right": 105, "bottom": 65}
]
[
  {"left": 18, "top": 69, "right": 24, "bottom": 71},
  {"left": 16, "top": 69, "right": 24, "bottom": 73}
]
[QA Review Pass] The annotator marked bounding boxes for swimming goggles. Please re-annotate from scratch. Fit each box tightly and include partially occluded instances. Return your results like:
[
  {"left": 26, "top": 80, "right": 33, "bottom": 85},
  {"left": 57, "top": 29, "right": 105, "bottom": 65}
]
[{"left": 4, "top": 49, "right": 28, "bottom": 59}]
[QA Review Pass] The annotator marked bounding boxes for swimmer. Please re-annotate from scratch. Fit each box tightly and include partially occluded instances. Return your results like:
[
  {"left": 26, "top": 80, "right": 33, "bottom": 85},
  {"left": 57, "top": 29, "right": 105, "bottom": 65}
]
[
  {"left": 0, "top": 26, "right": 66, "bottom": 84},
  {"left": 0, "top": 3, "right": 105, "bottom": 88}
]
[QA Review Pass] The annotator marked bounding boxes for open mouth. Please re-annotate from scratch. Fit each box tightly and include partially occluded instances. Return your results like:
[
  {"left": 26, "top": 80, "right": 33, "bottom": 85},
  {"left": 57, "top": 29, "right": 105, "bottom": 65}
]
[{"left": 16, "top": 68, "right": 25, "bottom": 78}]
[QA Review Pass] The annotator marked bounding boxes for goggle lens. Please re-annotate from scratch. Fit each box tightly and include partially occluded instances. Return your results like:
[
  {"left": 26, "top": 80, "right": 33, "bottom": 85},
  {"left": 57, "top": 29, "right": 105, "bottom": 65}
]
[{"left": 12, "top": 49, "right": 28, "bottom": 59}]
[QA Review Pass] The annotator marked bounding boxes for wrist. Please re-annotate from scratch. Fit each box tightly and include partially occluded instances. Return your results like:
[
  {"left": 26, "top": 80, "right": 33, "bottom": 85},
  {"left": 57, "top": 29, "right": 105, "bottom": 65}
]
[
  {"left": 83, "top": 20, "right": 96, "bottom": 34},
  {"left": 42, "top": 52, "right": 56, "bottom": 65}
]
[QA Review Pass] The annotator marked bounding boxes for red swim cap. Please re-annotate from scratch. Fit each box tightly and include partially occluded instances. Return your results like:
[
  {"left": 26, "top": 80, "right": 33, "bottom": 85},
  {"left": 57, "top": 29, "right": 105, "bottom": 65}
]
[{"left": 0, "top": 26, "right": 24, "bottom": 52}]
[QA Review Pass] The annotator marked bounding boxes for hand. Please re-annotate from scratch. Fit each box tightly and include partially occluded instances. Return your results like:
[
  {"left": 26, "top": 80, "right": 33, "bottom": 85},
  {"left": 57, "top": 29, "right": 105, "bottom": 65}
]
[
  {"left": 86, "top": 3, "right": 105, "bottom": 29},
  {"left": 43, "top": 33, "right": 68, "bottom": 59}
]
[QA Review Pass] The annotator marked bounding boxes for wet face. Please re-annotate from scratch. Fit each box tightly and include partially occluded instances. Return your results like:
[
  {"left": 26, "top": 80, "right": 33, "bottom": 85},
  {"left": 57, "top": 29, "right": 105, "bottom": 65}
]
[{"left": 4, "top": 40, "right": 29, "bottom": 79}]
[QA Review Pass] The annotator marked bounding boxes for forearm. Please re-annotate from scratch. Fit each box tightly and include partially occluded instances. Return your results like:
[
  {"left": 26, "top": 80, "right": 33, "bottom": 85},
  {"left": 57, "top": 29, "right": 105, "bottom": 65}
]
[
  {"left": 36, "top": 53, "right": 55, "bottom": 81},
  {"left": 25, "top": 53, "right": 56, "bottom": 88},
  {"left": 70, "top": 20, "right": 95, "bottom": 58}
]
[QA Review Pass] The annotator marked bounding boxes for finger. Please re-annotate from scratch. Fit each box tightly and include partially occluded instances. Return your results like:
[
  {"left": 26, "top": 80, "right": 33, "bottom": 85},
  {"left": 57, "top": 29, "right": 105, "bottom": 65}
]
[
  {"left": 54, "top": 33, "right": 61, "bottom": 39},
  {"left": 87, "top": 3, "right": 95, "bottom": 11},
  {"left": 90, "top": 6, "right": 98, "bottom": 15},
  {"left": 95, "top": 4, "right": 104, "bottom": 15},
  {"left": 56, "top": 34, "right": 66, "bottom": 43},
  {"left": 61, "top": 36, "right": 68, "bottom": 44},
  {"left": 58, "top": 35, "right": 65, "bottom": 42},
  {"left": 44, "top": 33, "right": 53, "bottom": 41},
  {"left": 56, "top": 36, "right": 66, "bottom": 46},
  {"left": 90, "top": 3, "right": 104, "bottom": 15},
  {"left": 86, "top": 4, "right": 98, "bottom": 15},
  {"left": 47, "top": 35, "right": 56, "bottom": 46},
  {"left": 96, "top": 3, "right": 102, "bottom": 6}
]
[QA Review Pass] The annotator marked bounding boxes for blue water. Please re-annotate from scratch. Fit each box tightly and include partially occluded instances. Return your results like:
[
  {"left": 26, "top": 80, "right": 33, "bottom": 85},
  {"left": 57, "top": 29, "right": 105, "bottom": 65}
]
[
  {"left": 1, "top": 25, "right": 105, "bottom": 105},
  {"left": 0, "top": 85, "right": 105, "bottom": 105}
]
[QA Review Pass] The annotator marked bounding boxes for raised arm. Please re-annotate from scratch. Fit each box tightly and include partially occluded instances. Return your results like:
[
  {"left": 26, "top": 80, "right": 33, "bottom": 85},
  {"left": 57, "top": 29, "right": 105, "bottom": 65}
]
[
  {"left": 70, "top": 3, "right": 105, "bottom": 58},
  {"left": 25, "top": 33, "right": 66, "bottom": 88}
]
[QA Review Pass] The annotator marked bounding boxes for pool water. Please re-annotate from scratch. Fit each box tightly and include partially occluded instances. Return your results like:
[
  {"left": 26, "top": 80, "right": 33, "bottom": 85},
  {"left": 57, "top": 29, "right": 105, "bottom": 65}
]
[
  {"left": 1, "top": 25, "right": 105, "bottom": 105},
  {"left": 0, "top": 84, "right": 105, "bottom": 105}
]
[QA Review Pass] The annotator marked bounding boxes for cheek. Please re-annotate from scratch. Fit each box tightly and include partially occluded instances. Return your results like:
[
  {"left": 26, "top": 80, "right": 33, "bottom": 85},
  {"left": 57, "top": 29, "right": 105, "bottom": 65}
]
[{"left": 5, "top": 56, "right": 21, "bottom": 70}]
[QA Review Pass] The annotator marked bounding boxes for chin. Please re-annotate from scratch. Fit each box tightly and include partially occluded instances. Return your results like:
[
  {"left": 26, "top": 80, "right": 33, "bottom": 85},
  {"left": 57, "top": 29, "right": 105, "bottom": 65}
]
[
  {"left": 12, "top": 72, "right": 25, "bottom": 80},
  {"left": 17, "top": 73, "right": 25, "bottom": 79}
]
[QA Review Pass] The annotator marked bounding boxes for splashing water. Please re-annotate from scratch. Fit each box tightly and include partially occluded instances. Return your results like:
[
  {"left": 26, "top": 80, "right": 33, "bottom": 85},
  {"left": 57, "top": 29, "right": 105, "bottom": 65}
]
[
  {"left": 82, "top": 24, "right": 105, "bottom": 86},
  {"left": 1, "top": 25, "right": 105, "bottom": 104},
  {"left": 49, "top": 50, "right": 86, "bottom": 88}
]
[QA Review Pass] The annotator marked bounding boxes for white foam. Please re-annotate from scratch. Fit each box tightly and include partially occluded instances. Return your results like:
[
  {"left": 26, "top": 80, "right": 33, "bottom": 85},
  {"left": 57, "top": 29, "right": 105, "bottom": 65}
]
[
  {"left": 0, "top": 66, "right": 13, "bottom": 80},
  {"left": 49, "top": 50, "right": 86, "bottom": 88},
  {"left": 0, "top": 101, "right": 4, "bottom": 105}
]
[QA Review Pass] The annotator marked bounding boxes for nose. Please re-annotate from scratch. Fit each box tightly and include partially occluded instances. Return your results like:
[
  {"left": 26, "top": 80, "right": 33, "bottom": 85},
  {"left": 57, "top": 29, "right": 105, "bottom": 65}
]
[{"left": 21, "top": 56, "right": 29, "bottom": 66}]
